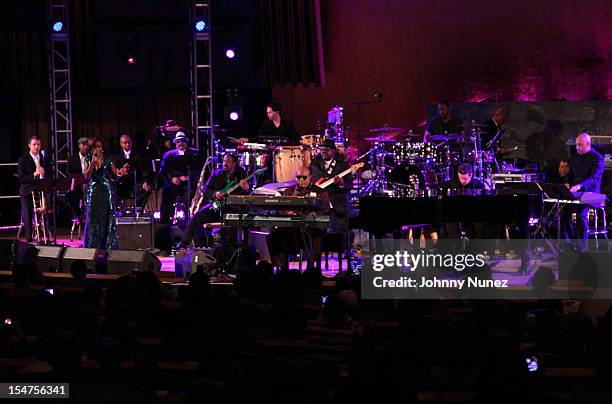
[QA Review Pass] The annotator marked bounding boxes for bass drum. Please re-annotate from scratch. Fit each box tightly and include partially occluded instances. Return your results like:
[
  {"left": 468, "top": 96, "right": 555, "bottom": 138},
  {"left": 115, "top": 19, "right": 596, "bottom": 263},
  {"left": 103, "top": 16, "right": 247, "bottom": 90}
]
[
  {"left": 273, "top": 146, "right": 311, "bottom": 182},
  {"left": 388, "top": 163, "right": 438, "bottom": 197}
]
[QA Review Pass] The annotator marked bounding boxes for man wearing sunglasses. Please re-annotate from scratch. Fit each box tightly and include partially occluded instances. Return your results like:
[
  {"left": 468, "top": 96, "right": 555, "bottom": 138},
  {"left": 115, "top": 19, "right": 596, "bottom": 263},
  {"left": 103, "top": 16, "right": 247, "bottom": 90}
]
[{"left": 267, "top": 167, "right": 330, "bottom": 271}]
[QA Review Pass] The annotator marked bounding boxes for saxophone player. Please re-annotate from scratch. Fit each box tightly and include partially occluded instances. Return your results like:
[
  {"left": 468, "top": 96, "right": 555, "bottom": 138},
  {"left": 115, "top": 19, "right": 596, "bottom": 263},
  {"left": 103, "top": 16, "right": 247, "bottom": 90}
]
[{"left": 18, "top": 136, "right": 51, "bottom": 242}]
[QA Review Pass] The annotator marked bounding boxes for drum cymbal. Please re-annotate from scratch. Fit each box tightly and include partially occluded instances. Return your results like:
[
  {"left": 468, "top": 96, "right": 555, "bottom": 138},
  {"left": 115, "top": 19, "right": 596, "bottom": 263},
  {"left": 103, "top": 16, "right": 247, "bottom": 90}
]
[
  {"left": 397, "top": 131, "right": 422, "bottom": 139},
  {"left": 369, "top": 127, "right": 404, "bottom": 133},
  {"left": 429, "top": 134, "right": 464, "bottom": 142},
  {"left": 364, "top": 137, "right": 396, "bottom": 142}
]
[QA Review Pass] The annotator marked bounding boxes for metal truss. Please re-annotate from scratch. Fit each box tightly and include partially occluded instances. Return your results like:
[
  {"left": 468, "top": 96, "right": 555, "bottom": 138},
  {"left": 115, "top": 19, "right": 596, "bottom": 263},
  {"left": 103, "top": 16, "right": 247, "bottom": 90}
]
[
  {"left": 189, "top": 0, "right": 214, "bottom": 154},
  {"left": 47, "top": 0, "right": 74, "bottom": 178}
]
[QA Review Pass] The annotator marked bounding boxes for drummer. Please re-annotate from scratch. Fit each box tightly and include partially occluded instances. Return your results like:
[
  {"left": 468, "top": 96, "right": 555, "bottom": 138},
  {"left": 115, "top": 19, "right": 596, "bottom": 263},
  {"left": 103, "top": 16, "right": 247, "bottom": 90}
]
[
  {"left": 423, "top": 100, "right": 464, "bottom": 143},
  {"left": 237, "top": 101, "right": 300, "bottom": 146}
]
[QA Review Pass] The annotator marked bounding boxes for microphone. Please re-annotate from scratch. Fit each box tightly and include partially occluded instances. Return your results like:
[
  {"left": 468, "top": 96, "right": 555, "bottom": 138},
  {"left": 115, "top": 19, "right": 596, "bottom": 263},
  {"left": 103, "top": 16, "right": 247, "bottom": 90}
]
[{"left": 374, "top": 92, "right": 384, "bottom": 100}]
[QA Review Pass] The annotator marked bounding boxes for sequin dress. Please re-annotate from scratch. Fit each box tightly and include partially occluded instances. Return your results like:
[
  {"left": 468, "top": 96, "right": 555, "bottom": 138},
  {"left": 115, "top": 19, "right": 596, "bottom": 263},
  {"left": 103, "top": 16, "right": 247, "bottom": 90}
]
[{"left": 83, "top": 157, "right": 118, "bottom": 250}]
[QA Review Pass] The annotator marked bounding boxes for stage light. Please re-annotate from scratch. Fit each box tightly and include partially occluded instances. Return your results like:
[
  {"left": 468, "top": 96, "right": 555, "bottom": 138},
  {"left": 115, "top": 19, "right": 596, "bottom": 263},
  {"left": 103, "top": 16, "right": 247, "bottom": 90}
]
[
  {"left": 194, "top": 20, "right": 207, "bottom": 32},
  {"left": 52, "top": 21, "right": 64, "bottom": 32},
  {"left": 229, "top": 111, "right": 240, "bottom": 121},
  {"left": 127, "top": 57, "right": 136, "bottom": 65},
  {"left": 225, "top": 49, "right": 236, "bottom": 59}
]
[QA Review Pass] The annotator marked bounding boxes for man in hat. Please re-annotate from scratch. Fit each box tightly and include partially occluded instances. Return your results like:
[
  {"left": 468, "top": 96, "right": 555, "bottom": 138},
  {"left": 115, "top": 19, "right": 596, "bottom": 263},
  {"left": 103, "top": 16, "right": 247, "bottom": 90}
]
[
  {"left": 310, "top": 139, "right": 352, "bottom": 233},
  {"left": 66, "top": 137, "right": 91, "bottom": 222},
  {"left": 158, "top": 131, "right": 201, "bottom": 224}
]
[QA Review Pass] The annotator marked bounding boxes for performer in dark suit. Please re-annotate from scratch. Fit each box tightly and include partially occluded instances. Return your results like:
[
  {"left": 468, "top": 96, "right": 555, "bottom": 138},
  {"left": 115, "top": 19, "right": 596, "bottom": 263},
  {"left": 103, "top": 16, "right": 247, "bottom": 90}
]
[
  {"left": 480, "top": 107, "right": 508, "bottom": 149},
  {"left": 176, "top": 153, "right": 249, "bottom": 248},
  {"left": 112, "top": 134, "right": 153, "bottom": 211},
  {"left": 310, "top": 139, "right": 352, "bottom": 233},
  {"left": 66, "top": 137, "right": 91, "bottom": 222},
  {"left": 17, "top": 136, "right": 51, "bottom": 242},
  {"left": 158, "top": 132, "right": 201, "bottom": 224},
  {"left": 565, "top": 133, "right": 605, "bottom": 241}
]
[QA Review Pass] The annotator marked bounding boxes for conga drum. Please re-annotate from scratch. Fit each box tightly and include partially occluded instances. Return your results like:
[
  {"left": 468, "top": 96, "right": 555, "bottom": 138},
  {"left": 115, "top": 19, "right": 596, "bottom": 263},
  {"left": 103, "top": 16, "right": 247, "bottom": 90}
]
[{"left": 273, "top": 146, "right": 309, "bottom": 182}]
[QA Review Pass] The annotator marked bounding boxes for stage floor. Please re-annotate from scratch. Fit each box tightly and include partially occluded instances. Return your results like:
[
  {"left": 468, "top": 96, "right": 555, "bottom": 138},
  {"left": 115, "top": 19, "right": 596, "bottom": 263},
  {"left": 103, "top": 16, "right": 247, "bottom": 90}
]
[{"left": 4, "top": 228, "right": 348, "bottom": 278}]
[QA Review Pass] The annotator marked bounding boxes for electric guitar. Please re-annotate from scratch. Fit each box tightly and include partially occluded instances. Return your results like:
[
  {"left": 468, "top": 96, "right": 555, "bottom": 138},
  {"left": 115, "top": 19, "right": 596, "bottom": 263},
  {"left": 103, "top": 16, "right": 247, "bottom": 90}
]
[
  {"left": 315, "top": 162, "right": 364, "bottom": 189},
  {"left": 211, "top": 167, "right": 267, "bottom": 210}
]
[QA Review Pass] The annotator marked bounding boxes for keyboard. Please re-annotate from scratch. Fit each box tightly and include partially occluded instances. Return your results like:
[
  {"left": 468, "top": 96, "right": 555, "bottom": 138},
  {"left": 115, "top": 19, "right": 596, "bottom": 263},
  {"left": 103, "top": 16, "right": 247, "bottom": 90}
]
[
  {"left": 226, "top": 195, "right": 328, "bottom": 210},
  {"left": 224, "top": 213, "right": 330, "bottom": 229}
]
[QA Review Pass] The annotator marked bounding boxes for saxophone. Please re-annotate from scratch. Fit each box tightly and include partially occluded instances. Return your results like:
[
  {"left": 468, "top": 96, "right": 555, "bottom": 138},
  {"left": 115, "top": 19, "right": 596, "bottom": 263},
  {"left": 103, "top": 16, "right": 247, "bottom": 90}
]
[{"left": 189, "top": 165, "right": 208, "bottom": 216}]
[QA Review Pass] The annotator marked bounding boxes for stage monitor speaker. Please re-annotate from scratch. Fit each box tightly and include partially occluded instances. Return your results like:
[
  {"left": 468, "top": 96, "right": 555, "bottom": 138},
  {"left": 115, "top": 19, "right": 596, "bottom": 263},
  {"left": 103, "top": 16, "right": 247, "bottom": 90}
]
[
  {"left": 35, "top": 245, "right": 65, "bottom": 273},
  {"left": 117, "top": 219, "right": 154, "bottom": 250},
  {"left": 107, "top": 250, "right": 161, "bottom": 275},
  {"left": 63, "top": 247, "right": 99, "bottom": 274}
]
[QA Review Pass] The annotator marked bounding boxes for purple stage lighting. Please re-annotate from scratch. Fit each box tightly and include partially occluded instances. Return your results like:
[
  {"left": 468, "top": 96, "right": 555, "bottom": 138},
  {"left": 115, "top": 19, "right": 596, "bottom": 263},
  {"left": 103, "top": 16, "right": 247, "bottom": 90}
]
[
  {"left": 225, "top": 49, "right": 236, "bottom": 59},
  {"left": 127, "top": 57, "right": 136, "bottom": 65},
  {"left": 229, "top": 111, "right": 240, "bottom": 121}
]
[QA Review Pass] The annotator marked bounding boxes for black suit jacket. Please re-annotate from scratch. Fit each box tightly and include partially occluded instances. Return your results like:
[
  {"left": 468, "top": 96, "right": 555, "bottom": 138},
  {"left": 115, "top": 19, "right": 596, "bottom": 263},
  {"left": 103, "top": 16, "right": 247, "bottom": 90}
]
[
  {"left": 310, "top": 156, "right": 352, "bottom": 194},
  {"left": 18, "top": 152, "right": 51, "bottom": 196},
  {"left": 159, "top": 148, "right": 202, "bottom": 188},
  {"left": 112, "top": 148, "right": 153, "bottom": 186}
]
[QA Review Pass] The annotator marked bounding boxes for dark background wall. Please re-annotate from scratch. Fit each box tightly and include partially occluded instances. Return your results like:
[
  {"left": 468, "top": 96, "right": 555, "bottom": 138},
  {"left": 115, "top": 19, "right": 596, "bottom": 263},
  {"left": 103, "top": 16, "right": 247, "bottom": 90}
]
[{"left": 272, "top": 0, "right": 612, "bottom": 136}]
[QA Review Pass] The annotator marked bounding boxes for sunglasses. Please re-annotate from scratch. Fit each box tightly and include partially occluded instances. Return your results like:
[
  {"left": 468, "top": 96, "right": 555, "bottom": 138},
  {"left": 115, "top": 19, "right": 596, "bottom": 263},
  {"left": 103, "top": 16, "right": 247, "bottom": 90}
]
[{"left": 296, "top": 175, "right": 309, "bottom": 180}]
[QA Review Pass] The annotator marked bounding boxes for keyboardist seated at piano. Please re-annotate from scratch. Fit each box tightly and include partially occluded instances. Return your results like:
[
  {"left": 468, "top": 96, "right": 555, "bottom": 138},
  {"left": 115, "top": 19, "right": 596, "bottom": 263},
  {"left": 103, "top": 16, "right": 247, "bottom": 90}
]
[
  {"left": 175, "top": 154, "right": 250, "bottom": 248},
  {"left": 562, "top": 132, "right": 605, "bottom": 241},
  {"left": 440, "top": 163, "right": 484, "bottom": 239},
  {"left": 267, "top": 167, "right": 331, "bottom": 271}
]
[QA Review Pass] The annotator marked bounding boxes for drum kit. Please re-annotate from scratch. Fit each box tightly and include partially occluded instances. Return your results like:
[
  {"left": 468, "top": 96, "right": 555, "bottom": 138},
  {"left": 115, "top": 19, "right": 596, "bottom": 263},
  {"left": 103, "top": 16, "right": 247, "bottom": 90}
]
[{"left": 360, "top": 122, "right": 499, "bottom": 197}]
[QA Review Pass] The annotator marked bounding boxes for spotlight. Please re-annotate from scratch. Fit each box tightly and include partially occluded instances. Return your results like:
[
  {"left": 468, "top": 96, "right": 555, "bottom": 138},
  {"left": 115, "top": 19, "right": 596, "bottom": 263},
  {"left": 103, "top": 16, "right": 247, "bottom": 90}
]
[
  {"left": 52, "top": 21, "right": 64, "bottom": 32},
  {"left": 127, "top": 57, "right": 136, "bottom": 65},
  {"left": 225, "top": 49, "right": 236, "bottom": 59},
  {"left": 229, "top": 111, "right": 240, "bottom": 121},
  {"left": 194, "top": 20, "right": 207, "bottom": 32}
]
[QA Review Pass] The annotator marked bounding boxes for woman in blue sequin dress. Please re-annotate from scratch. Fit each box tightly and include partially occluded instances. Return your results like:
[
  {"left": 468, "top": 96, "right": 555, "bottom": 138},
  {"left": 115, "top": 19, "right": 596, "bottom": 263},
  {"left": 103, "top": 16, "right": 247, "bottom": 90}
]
[{"left": 82, "top": 139, "right": 128, "bottom": 250}]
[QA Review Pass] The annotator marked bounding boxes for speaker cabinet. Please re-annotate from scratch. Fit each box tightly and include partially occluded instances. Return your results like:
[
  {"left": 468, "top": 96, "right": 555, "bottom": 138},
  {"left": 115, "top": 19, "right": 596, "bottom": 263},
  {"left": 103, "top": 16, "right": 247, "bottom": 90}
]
[
  {"left": 117, "top": 220, "right": 154, "bottom": 250},
  {"left": 36, "top": 245, "right": 65, "bottom": 273},
  {"left": 63, "top": 247, "right": 99, "bottom": 274},
  {"left": 107, "top": 250, "right": 161, "bottom": 275}
]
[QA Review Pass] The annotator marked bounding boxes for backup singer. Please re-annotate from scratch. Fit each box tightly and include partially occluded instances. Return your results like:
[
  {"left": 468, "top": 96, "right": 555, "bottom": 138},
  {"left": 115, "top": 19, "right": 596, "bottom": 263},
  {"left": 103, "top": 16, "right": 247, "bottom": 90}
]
[
  {"left": 82, "top": 139, "right": 127, "bottom": 250},
  {"left": 175, "top": 154, "right": 249, "bottom": 248},
  {"left": 17, "top": 136, "right": 51, "bottom": 243},
  {"left": 112, "top": 134, "right": 153, "bottom": 210},
  {"left": 267, "top": 167, "right": 331, "bottom": 270},
  {"left": 66, "top": 137, "right": 91, "bottom": 224},
  {"left": 158, "top": 132, "right": 200, "bottom": 224},
  {"left": 563, "top": 133, "right": 605, "bottom": 241},
  {"left": 310, "top": 139, "right": 352, "bottom": 233}
]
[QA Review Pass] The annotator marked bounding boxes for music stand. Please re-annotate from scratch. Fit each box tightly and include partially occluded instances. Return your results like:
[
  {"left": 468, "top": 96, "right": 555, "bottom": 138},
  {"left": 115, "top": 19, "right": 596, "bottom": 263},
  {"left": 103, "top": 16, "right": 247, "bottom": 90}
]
[{"left": 123, "top": 157, "right": 155, "bottom": 216}]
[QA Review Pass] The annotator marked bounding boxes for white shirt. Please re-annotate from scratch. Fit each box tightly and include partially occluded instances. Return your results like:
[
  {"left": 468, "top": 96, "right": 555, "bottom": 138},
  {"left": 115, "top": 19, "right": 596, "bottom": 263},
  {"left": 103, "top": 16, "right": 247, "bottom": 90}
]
[
  {"left": 30, "top": 152, "right": 43, "bottom": 179},
  {"left": 123, "top": 149, "right": 131, "bottom": 159},
  {"left": 178, "top": 149, "right": 185, "bottom": 156},
  {"left": 79, "top": 152, "right": 88, "bottom": 173}
]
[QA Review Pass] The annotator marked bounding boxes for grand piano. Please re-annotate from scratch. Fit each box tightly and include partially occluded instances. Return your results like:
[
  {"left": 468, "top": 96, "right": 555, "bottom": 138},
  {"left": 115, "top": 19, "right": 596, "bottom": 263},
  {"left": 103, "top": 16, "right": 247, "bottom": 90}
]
[{"left": 355, "top": 190, "right": 542, "bottom": 236}]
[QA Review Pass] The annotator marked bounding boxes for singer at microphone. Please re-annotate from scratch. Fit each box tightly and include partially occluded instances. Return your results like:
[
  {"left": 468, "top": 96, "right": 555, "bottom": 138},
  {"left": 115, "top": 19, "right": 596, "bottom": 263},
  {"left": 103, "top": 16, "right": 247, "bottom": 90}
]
[{"left": 17, "top": 135, "right": 51, "bottom": 242}]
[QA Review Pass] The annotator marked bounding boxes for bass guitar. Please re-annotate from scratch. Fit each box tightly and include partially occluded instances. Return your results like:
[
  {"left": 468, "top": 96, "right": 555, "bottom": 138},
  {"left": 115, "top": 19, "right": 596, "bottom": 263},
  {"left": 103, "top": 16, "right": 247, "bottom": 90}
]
[
  {"left": 314, "top": 163, "right": 364, "bottom": 189},
  {"left": 211, "top": 167, "right": 268, "bottom": 211}
]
